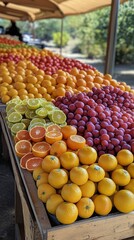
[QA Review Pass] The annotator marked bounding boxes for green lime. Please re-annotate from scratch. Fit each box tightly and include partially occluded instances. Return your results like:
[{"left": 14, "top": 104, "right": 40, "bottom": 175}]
[
  {"left": 44, "top": 122, "right": 54, "bottom": 128},
  {"left": 28, "top": 122, "right": 46, "bottom": 131},
  {"left": 51, "top": 110, "right": 66, "bottom": 124},
  {"left": 27, "top": 98, "right": 41, "bottom": 110},
  {"left": 21, "top": 119, "right": 31, "bottom": 128},
  {"left": 7, "top": 96, "right": 22, "bottom": 105},
  {"left": 35, "top": 108, "right": 48, "bottom": 118},
  {"left": 6, "top": 102, "right": 16, "bottom": 113},
  {"left": 6, "top": 108, "right": 16, "bottom": 117},
  {"left": 39, "top": 98, "right": 47, "bottom": 105},
  {"left": 8, "top": 112, "right": 22, "bottom": 123},
  {"left": 30, "top": 118, "right": 46, "bottom": 125},
  {"left": 25, "top": 109, "right": 37, "bottom": 119},
  {"left": 15, "top": 104, "right": 28, "bottom": 114},
  {"left": 59, "top": 122, "right": 67, "bottom": 127},
  {"left": 11, "top": 122, "right": 26, "bottom": 134},
  {"left": 7, "top": 121, "right": 14, "bottom": 129}
]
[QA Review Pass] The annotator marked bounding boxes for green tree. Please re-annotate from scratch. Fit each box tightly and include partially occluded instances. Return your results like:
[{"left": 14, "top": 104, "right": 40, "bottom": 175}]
[{"left": 53, "top": 31, "right": 70, "bottom": 47}]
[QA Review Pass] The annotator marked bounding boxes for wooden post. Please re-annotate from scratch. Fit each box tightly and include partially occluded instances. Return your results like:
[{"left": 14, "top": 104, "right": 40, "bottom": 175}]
[{"left": 104, "top": 0, "right": 120, "bottom": 75}]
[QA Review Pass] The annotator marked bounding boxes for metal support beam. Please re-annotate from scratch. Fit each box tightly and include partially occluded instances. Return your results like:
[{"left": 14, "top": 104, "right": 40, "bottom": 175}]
[{"left": 104, "top": 0, "right": 120, "bottom": 75}]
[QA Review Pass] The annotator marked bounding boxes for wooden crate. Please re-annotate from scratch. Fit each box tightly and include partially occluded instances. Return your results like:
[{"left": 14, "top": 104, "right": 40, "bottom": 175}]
[{"left": 0, "top": 112, "right": 134, "bottom": 240}]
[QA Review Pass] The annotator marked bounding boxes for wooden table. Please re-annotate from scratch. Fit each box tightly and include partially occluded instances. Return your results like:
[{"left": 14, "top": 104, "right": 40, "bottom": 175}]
[{"left": 0, "top": 112, "right": 134, "bottom": 240}]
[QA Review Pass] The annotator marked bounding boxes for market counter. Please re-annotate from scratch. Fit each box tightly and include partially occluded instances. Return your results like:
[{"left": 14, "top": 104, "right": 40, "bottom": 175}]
[{"left": 0, "top": 111, "right": 134, "bottom": 240}]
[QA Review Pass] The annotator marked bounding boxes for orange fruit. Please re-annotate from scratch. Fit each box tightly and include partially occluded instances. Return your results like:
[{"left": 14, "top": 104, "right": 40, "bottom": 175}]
[
  {"left": 66, "top": 135, "right": 86, "bottom": 150},
  {"left": 20, "top": 152, "right": 34, "bottom": 169},
  {"left": 56, "top": 202, "right": 78, "bottom": 224},
  {"left": 48, "top": 168, "right": 68, "bottom": 189},
  {"left": 25, "top": 157, "right": 43, "bottom": 171},
  {"left": 97, "top": 178, "right": 116, "bottom": 196},
  {"left": 114, "top": 164, "right": 123, "bottom": 170},
  {"left": 50, "top": 140, "right": 67, "bottom": 157},
  {"left": 1, "top": 94, "right": 10, "bottom": 103},
  {"left": 76, "top": 198, "right": 94, "bottom": 218},
  {"left": 61, "top": 125, "right": 77, "bottom": 139},
  {"left": 111, "top": 169, "right": 131, "bottom": 186},
  {"left": 113, "top": 190, "right": 134, "bottom": 213},
  {"left": 37, "top": 183, "right": 56, "bottom": 203},
  {"left": 29, "top": 126, "right": 46, "bottom": 142},
  {"left": 16, "top": 130, "right": 31, "bottom": 141},
  {"left": 45, "top": 131, "right": 63, "bottom": 144},
  {"left": 46, "top": 194, "right": 64, "bottom": 215},
  {"left": 42, "top": 155, "right": 60, "bottom": 173},
  {"left": 93, "top": 195, "right": 112, "bottom": 216},
  {"left": 98, "top": 154, "right": 118, "bottom": 171},
  {"left": 79, "top": 180, "right": 96, "bottom": 198},
  {"left": 93, "top": 76, "right": 103, "bottom": 84},
  {"left": 78, "top": 146, "right": 97, "bottom": 165},
  {"left": 15, "top": 140, "right": 32, "bottom": 158},
  {"left": 8, "top": 89, "right": 18, "bottom": 98},
  {"left": 127, "top": 163, "right": 134, "bottom": 178},
  {"left": 87, "top": 164, "right": 105, "bottom": 182},
  {"left": 116, "top": 149, "right": 133, "bottom": 166},
  {"left": 61, "top": 183, "right": 82, "bottom": 203},
  {"left": 33, "top": 166, "right": 44, "bottom": 181},
  {"left": 60, "top": 151, "right": 79, "bottom": 170},
  {"left": 124, "top": 179, "right": 134, "bottom": 194},
  {"left": 70, "top": 167, "right": 88, "bottom": 186},
  {"left": 46, "top": 124, "right": 61, "bottom": 132},
  {"left": 32, "top": 142, "right": 51, "bottom": 158},
  {"left": 36, "top": 172, "right": 49, "bottom": 187}
]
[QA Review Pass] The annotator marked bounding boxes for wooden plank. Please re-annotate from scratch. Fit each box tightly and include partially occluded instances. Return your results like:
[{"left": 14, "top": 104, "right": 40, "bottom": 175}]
[
  {"left": 47, "top": 212, "right": 134, "bottom": 240},
  {"left": 0, "top": 113, "right": 51, "bottom": 239}
]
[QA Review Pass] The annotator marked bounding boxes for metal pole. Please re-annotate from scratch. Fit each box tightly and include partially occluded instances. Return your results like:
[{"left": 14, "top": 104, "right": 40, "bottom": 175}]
[
  {"left": 104, "top": 0, "right": 120, "bottom": 75},
  {"left": 60, "top": 18, "right": 64, "bottom": 55}
]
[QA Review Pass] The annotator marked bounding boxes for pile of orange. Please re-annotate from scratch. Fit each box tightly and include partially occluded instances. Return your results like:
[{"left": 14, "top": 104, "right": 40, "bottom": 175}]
[{"left": 14, "top": 123, "right": 134, "bottom": 224}]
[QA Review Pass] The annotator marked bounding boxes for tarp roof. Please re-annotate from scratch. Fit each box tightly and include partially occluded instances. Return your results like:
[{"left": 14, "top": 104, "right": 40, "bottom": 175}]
[{"left": 0, "top": 0, "right": 128, "bottom": 21}]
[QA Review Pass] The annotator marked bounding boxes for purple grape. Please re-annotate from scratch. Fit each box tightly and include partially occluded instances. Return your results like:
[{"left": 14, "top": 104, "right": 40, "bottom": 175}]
[
  {"left": 78, "top": 120, "right": 86, "bottom": 127},
  {"left": 90, "top": 117, "right": 98, "bottom": 124},
  {"left": 101, "top": 140, "right": 108, "bottom": 147},
  {"left": 75, "top": 101, "right": 85, "bottom": 108},
  {"left": 112, "top": 121, "right": 120, "bottom": 128},
  {"left": 75, "top": 108, "right": 83, "bottom": 115},
  {"left": 111, "top": 138, "right": 120, "bottom": 146},
  {"left": 106, "top": 125, "right": 115, "bottom": 132},
  {"left": 95, "top": 124, "right": 101, "bottom": 130},
  {"left": 87, "top": 109, "right": 97, "bottom": 117},
  {"left": 122, "top": 144, "right": 131, "bottom": 151},
  {"left": 100, "top": 129, "right": 107, "bottom": 135},
  {"left": 78, "top": 126, "right": 85, "bottom": 133},
  {"left": 123, "top": 134, "right": 131, "bottom": 142},
  {"left": 81, "top": 116, "right": 88, "bottom": 122},
  {"left": 115, "top": 145, "right": 122, "bottom": 153},
  {"left": 99, "top": 112, "right": 106, "bottom": 120},
  {"left": 69, "top": 104, "right": 76, "bottom": 111},
  {"left": 86, "top": 122, "right": 95, "bottom": 132},
  {"left": 84, "top": 131, "right": 93, "bottom": 138},
  {"left": 68, "top": 113, "right": 74, "bottom": 119},
  {"left": 75, "top": 114, "right": 81, "bottom": 121},
  {"left": 92, "top": 130, "right": 99, "bottom": 137},
  {"left": 101, "top": 121, "right": 109, "bottom": 128},
  {"left": 98, "top": 151, "right": 105, "bottom": 156},
  {"left": 107, "top": 143, "right": 114, "bottom": 150},
  {"left": 86, "top": 138, "right": 93, "bottom": 147},
  {"left": 70, "top": 119, "right": 78, "bottom": 125},
  {"left": 101, "top": 134, "right": 110, "bottom": 141},
  {"left": 94, "top": 138, "right": 100, "bottom": 145}
]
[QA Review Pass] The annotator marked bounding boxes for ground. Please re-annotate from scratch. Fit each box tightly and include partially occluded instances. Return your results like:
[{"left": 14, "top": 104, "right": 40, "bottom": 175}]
[{"left": 0, "top": 48, "right": 133, "bottom": 240}]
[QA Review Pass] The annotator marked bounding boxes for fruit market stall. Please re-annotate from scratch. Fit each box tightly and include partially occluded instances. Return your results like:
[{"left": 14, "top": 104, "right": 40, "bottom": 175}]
[{"left": 0, "top": 37, "right": 134, "bottom": 240}]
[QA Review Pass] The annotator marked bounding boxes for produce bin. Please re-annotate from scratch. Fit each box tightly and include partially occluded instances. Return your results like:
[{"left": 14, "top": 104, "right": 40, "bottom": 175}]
[{"left": 0, "top": 111, "right": 134, "bottom": 240}]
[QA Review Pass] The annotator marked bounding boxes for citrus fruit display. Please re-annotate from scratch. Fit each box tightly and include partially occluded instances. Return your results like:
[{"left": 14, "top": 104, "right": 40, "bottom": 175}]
[{"left": 5, "top": 97, "right": 67, "bottom": 135}]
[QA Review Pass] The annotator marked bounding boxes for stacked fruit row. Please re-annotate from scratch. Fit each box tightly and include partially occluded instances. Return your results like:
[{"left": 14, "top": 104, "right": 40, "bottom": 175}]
[
  {"left": 0, "top": 37, "right": 133, "bottom": 105},
  {"left": 13, "top": 122, "right": 134, "bottom": 224}
]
